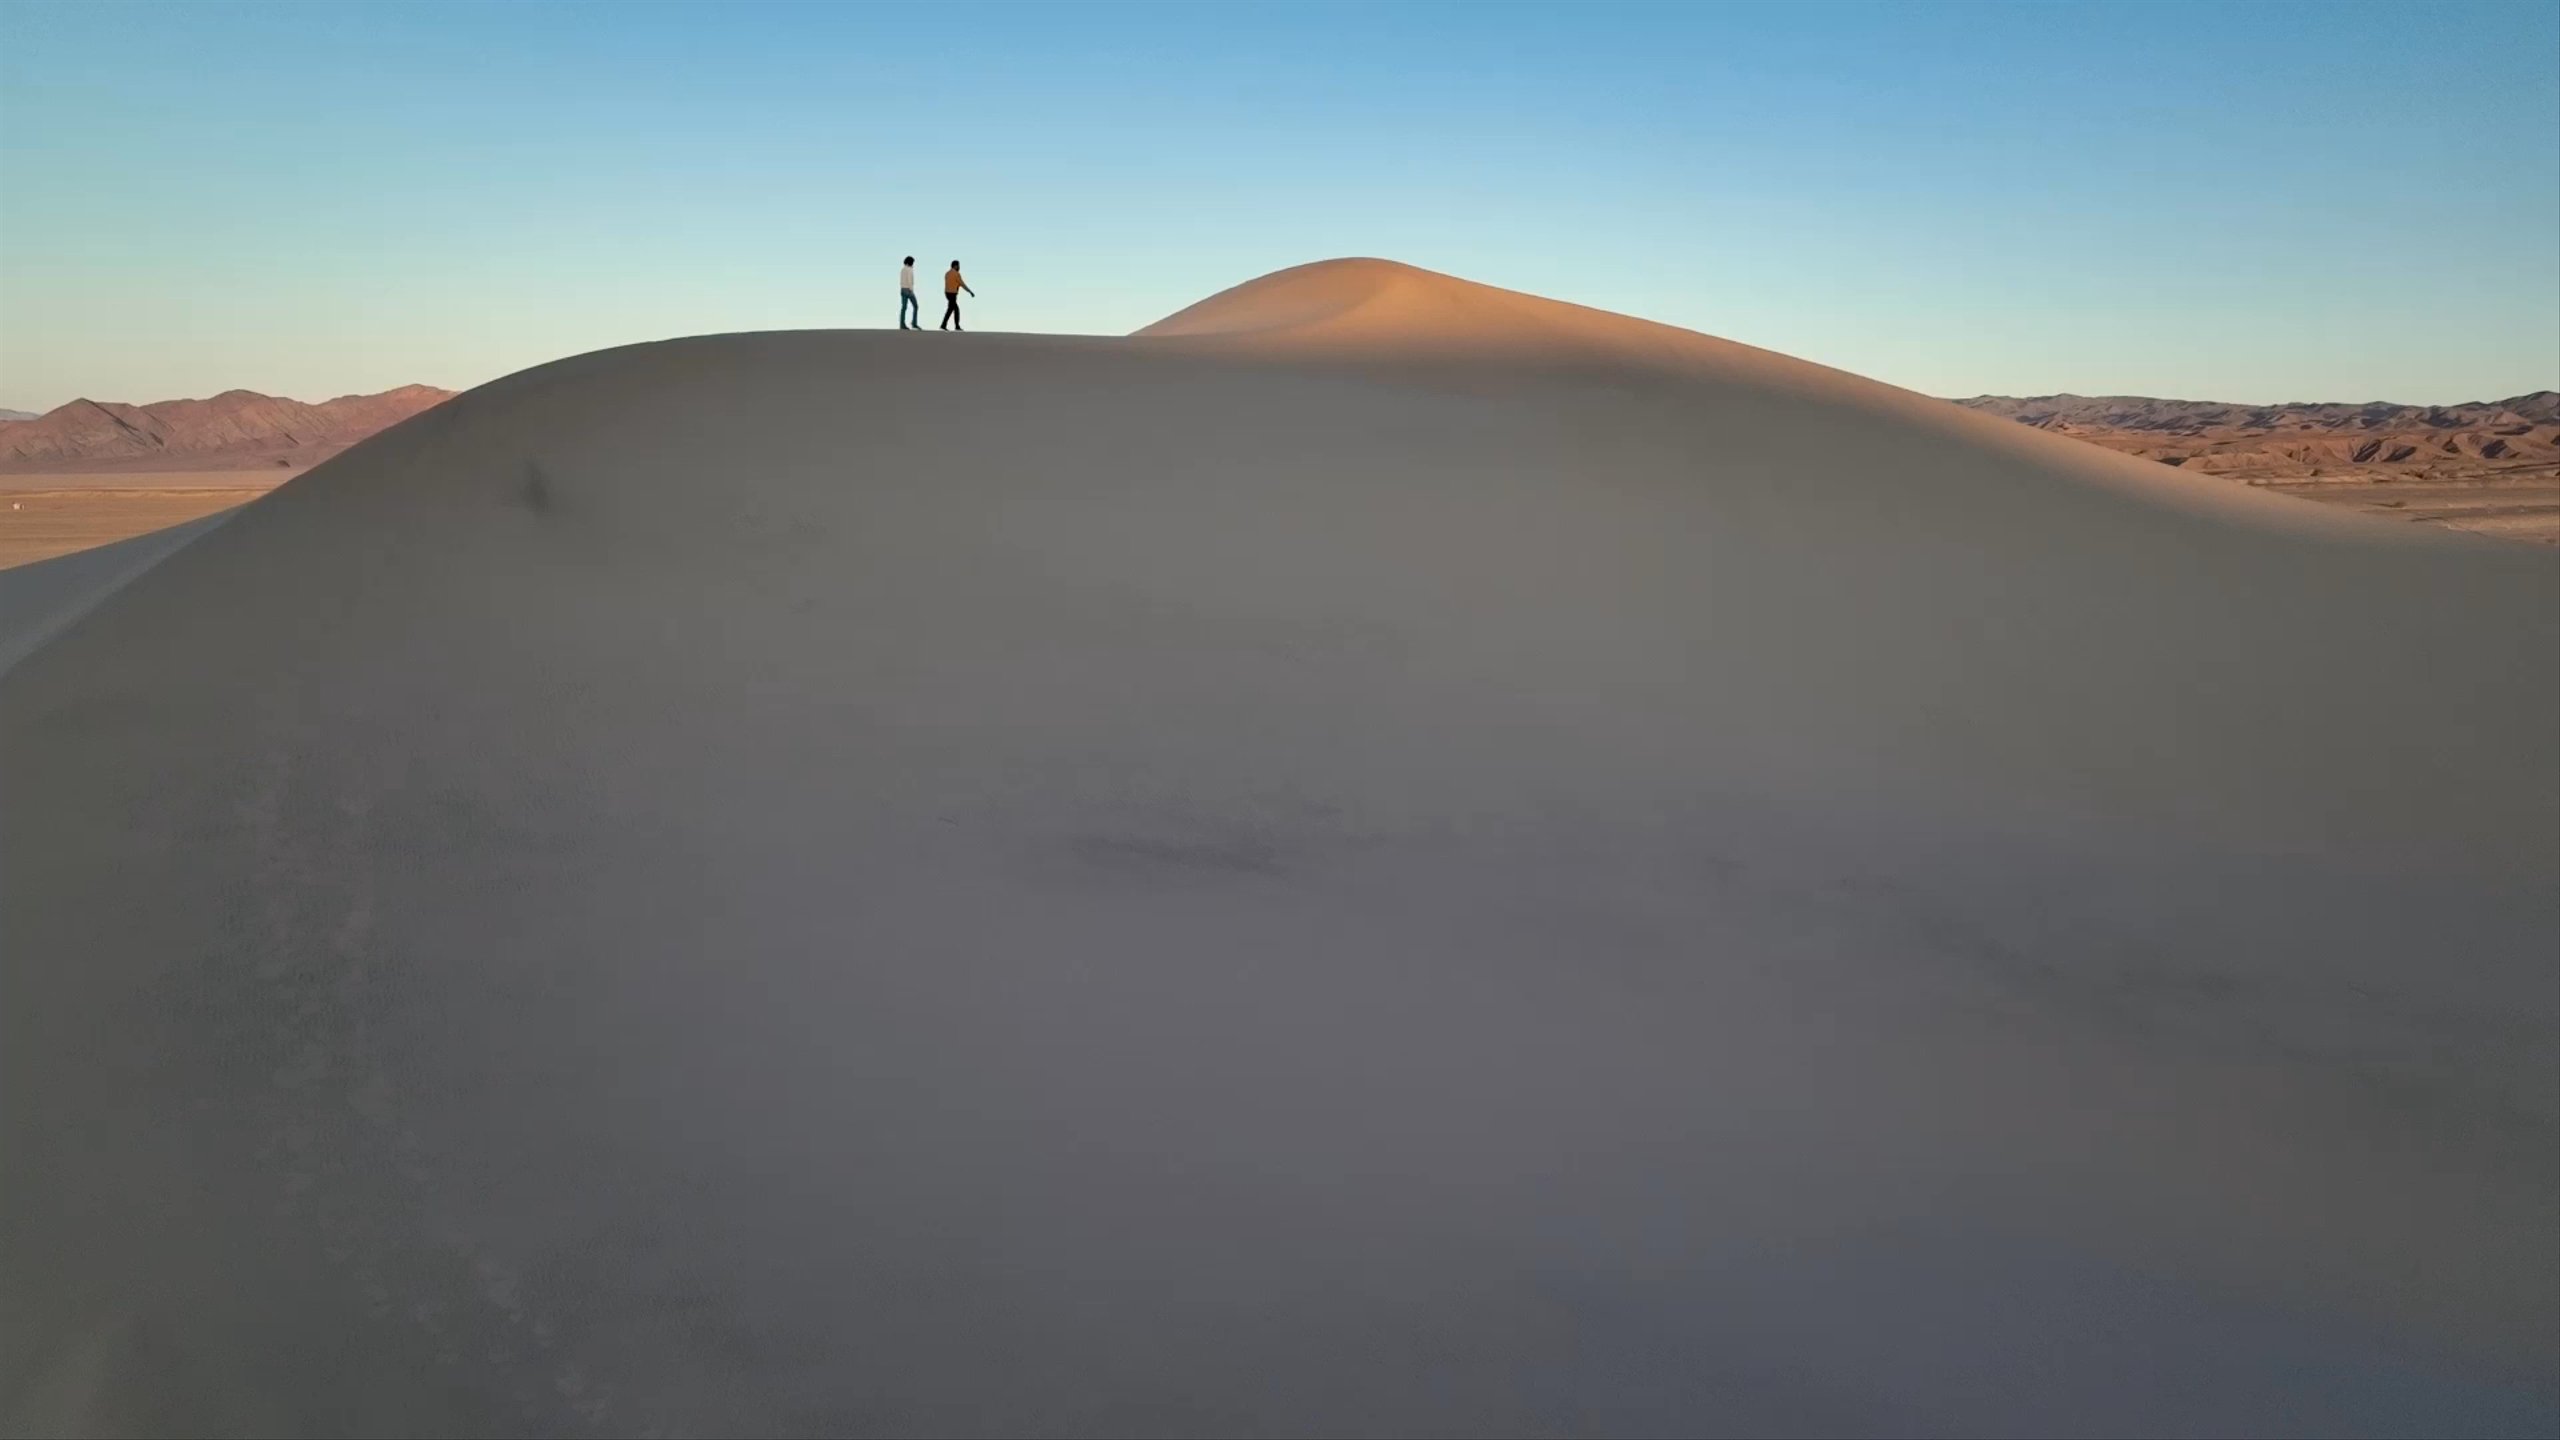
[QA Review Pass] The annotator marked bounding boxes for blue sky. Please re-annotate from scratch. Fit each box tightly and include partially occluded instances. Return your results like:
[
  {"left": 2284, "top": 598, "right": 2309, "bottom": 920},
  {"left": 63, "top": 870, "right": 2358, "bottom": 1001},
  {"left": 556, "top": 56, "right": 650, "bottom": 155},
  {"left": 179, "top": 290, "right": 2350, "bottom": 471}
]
[{"left": 2, "top": 0, "right": 2554, "bottom": 410}]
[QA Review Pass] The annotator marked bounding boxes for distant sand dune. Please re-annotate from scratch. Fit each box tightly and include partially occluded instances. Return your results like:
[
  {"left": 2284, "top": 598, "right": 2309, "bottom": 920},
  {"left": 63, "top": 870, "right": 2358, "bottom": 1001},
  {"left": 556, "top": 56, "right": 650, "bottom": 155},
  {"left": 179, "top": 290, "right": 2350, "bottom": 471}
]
[
  {"left": 1142, "top": 258, "right": 2436, "bottom": 536},
  {"left": 4, "top": 261, "right": 2553, "bottom": 1437}
]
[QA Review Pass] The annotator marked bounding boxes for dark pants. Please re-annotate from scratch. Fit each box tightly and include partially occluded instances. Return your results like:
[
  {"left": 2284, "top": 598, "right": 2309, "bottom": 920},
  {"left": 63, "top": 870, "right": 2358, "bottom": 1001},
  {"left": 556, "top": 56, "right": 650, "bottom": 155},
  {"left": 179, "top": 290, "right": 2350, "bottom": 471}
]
[
  {"left": 899, "top": 289, "right": 918, "bottom": 328},
  {"left": 940, "top": 294, "right": 962, "bottom": 330}
]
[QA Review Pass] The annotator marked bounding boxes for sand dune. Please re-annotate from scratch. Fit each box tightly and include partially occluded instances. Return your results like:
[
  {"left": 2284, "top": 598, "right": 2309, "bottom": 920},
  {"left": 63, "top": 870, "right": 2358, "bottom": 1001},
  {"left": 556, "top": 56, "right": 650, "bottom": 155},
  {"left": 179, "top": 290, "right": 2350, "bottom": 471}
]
[
  {"left": 1144, "top": 259, "right": 2440, "bottom": 536},
  {"left": 3, "top": 260, "right": 2554, "bottom": 1437}
]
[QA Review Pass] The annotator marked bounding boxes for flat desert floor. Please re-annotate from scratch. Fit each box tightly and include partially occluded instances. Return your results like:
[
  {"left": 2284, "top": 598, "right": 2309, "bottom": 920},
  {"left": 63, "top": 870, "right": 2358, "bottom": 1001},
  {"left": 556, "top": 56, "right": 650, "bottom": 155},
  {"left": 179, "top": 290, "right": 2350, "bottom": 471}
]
[
  {"left": 2267, "top": 474, "right": 2560, "bottom": 544},
  {"left": 0, "top": 481, "right": 273, "bottom": 569}
]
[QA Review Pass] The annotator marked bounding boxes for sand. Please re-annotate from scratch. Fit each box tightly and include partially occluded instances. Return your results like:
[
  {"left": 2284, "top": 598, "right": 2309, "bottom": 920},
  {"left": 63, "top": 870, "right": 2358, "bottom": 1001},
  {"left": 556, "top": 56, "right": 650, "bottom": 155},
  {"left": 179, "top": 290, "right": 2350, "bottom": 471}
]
[{"left": 3, "top": 260, "right": 2554, "bottom": 1437}]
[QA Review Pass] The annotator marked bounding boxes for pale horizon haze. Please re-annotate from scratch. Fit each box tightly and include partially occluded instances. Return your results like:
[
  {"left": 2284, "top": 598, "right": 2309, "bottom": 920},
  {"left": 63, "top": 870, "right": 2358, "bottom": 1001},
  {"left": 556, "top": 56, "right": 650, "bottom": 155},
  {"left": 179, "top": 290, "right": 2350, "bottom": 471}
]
[{"left": 2, "top": 0, "right": 2555, "bottom": 413}]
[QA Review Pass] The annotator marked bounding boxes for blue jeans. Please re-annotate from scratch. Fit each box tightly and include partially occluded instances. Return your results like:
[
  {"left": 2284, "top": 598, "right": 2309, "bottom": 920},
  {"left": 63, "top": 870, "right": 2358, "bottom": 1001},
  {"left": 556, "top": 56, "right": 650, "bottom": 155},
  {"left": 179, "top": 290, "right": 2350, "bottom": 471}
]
[{"left": 899, "top": 289, "right": 919, "bottom": 328}]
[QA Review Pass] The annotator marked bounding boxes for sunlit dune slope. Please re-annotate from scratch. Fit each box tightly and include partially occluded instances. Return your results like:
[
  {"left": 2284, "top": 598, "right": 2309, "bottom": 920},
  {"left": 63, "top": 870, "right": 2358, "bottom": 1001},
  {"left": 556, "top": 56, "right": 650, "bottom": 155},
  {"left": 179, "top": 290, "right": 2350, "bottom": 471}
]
[{"left": 1141, "top": 258, "right": 2430, "bottom": 533}]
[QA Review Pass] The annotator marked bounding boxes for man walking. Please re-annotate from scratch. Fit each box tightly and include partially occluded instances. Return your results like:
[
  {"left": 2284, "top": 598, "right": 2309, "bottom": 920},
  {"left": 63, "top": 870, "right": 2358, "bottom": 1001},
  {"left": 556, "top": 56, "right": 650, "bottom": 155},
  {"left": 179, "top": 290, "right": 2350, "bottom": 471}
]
[
  {"left": 898, "top": 256, "right": 919, "bottom": 330},
  {"left": 940, "top": 260, "right": 975, "bottom": 331}
]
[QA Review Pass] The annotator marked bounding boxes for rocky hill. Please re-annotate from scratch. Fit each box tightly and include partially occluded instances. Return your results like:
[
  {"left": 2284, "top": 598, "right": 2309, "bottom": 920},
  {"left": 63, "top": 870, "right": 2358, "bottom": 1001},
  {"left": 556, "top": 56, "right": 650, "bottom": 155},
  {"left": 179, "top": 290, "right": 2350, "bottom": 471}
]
[
  {"left": 0, "top": 385, "right": 453, "bottom": 473},
  {"left": 1953, "top": 391, "right": 2560, "bottom": 482}
]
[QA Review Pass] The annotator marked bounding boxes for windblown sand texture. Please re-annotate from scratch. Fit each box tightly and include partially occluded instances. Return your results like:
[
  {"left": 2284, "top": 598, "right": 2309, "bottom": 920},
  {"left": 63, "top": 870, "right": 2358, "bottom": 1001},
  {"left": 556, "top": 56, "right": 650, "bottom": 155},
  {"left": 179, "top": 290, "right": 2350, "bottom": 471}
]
[{"left": 4, "top": 260, "right": 2554, "bottom": 1437}]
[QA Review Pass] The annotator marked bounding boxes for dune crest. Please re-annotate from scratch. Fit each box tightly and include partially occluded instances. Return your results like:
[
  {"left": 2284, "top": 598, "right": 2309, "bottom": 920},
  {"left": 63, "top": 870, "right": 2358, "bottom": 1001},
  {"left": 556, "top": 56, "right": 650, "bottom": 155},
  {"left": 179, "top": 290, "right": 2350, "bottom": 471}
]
[
  {"left": 1144, "top": 259, "right": 2419, "bottom": 537},
  {"left": 1137, "top": 257, "right": 1606, "bottom": 348},
  {"left": 1137, "top": 257, "right": 1846, "bottom": 380}
]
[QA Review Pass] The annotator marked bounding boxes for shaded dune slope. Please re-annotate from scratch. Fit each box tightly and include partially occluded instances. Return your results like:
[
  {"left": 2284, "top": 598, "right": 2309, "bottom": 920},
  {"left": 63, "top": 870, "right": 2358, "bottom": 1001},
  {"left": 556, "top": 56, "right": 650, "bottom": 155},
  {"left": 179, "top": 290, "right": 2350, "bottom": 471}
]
[
  {"left": 4, "top": 262, "right": 2555, "bottom": 1437},
  {"left": 0, "top": 508, "right": 241, "bottom": 675}
]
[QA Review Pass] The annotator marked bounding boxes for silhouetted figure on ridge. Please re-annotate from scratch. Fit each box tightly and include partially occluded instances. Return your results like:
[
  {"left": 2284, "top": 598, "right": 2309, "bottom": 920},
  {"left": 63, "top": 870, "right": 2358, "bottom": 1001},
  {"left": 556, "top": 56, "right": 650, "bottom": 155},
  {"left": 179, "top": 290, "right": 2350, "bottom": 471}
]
[{"left": 940, "top": 260, "right": 975, "bottom": 332}]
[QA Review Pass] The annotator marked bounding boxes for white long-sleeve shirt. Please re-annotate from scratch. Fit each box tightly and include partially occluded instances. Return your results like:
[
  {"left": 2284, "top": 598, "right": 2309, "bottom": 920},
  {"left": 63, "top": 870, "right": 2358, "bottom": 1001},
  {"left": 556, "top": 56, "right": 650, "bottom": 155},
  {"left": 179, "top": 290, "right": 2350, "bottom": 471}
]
[{"left": 899, "top": 263, "right": 916, "bottom": 291}]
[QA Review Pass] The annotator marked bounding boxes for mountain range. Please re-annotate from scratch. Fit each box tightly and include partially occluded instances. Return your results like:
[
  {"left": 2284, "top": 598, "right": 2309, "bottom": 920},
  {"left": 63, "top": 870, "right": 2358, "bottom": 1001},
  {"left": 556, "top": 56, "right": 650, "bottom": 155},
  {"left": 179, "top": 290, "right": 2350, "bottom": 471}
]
[
  {"left": 1955, "top": 391, "right": 2560, "bottom": 482},
  {"left": 0, "top": 386, "right": 454, "bottom": 473}
]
